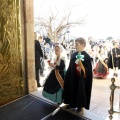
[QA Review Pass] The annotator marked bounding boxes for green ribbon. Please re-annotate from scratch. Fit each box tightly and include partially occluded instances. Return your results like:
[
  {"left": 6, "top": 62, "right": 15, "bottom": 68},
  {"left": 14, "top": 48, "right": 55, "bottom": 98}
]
[{"left": 76, "top": 53, "right": 84, "bottom": 61}]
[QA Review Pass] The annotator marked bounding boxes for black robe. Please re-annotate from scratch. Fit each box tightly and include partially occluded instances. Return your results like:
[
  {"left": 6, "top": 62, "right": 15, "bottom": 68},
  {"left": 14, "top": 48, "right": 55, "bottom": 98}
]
[{"left": 63, "top": 51, "right": 93, "bottom": 110}]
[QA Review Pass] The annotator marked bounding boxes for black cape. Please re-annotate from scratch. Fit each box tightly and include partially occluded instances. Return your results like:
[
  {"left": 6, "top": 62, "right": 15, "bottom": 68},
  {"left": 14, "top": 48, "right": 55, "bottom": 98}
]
[
  {"left": 107, "top": 48, "right": 120, "bottom": 69},
  {"left": 63, "top": 51, "right": 93, "bottom": 110}
]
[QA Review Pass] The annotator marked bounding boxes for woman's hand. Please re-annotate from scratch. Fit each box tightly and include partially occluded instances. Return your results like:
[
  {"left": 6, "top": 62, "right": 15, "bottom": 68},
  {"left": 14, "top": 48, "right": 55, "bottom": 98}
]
[
  {"left": 48, "top": 62, "right": 56, "bottom": 68},
  {"left": 77, "top": 66, "right": 81, "bottom": 72}
]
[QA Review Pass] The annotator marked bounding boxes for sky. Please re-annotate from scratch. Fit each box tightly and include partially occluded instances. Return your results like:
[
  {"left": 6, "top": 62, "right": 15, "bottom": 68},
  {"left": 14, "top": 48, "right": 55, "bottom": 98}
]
[{"left": 34, "top": 0, "right": 120, "bottom": 40}]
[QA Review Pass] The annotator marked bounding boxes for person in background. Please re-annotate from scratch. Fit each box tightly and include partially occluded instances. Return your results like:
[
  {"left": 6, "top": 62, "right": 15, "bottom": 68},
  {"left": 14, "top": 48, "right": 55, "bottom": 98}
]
[
  {"left": 38, "top": 36, "right": 45, "bottom": 77},
  {"left": 43, "top": 36, "right": 55, "bottom": 60},
  {"left": 63, "top": 37, "right": 93, "bottom": 112},
  {"left": 108, "top": 42, "right": 120, "bottom": 77},
  {"left": 48, "top": 40, "right": 55, "bottom": 60},
  {"left": 93, "top": 49, "right": 109, "bottom": 78},
  {"left": 34, "top": 32, "right": 43, "bottom": 87}
]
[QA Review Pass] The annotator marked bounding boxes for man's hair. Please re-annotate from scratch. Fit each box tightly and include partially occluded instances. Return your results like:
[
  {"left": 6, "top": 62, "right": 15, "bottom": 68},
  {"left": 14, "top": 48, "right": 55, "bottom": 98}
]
[
  {"left": 113, "top": 42, "right": 117, "bottom": 46},
  {"left": 38, "top": 36, "right": 42, "bottom": 39},
  {"left": 75, "top": 37, "right": 86, "bottom": 47}
]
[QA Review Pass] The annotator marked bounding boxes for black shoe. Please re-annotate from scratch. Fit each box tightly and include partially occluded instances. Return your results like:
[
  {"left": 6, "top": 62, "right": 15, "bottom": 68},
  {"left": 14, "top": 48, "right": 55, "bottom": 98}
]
[
  {"left": 76, "top": 108, "right": 82, "bottom": 112},
  {"left": 57, "top": 103, "right": 61, "bottom": 105},
  {"left": 65, "top": 105, "right": 71, "bottom": 109},
  {"left": 37, "top": 84, "right": 42, "bottom": 87}
]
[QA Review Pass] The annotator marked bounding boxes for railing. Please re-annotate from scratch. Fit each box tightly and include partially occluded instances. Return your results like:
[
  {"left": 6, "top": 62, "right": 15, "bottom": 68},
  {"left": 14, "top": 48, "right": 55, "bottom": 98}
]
[{"left": 108, "top": 77, "right": 120, "bottom": 120}]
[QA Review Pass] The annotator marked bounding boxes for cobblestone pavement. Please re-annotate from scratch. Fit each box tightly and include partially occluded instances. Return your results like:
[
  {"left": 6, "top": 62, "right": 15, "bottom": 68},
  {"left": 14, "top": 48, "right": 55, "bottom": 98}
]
[{"left": 38, "top": 59, "right": 120, "bottom": 120}]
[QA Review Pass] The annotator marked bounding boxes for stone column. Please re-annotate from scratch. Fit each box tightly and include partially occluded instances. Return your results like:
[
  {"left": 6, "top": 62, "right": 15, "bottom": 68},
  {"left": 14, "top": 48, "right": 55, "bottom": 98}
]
[{"left": 23, "top": 0, "right": 37, "bottom": 92}]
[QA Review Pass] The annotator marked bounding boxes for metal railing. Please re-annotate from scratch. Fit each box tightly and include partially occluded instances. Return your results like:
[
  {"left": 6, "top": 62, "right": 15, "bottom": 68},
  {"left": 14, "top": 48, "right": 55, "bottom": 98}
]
[{"left": 108, "top": 77, "right": 120, "bottom": 120}]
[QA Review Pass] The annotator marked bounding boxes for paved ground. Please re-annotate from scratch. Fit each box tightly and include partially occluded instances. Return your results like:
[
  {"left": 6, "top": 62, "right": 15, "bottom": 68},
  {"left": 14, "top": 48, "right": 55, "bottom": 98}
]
[{"left": 36, "top": 59, "right": 120, "bottom": 120}]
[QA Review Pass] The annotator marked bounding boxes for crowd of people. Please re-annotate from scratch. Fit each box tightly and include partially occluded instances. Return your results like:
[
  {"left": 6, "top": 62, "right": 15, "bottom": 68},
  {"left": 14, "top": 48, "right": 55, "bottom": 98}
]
[
  {"left": 89, "top": 40, "right": 120, "bottom": 78},
  {"left": 34, "top": 32, "right": 120, "bottom": 113}
]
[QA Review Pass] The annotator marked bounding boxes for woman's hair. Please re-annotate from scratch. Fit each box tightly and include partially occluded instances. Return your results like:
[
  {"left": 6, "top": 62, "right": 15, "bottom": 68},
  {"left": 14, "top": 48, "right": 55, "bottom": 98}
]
[{"left": 75, "top": 37, "right": 86, "bottom": 47}]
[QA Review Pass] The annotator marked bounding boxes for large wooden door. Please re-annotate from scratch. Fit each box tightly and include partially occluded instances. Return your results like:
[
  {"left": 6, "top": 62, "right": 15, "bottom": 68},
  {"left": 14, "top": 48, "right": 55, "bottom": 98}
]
[{"left": 0, "top": 0, "right": 26, "bottom": 106}]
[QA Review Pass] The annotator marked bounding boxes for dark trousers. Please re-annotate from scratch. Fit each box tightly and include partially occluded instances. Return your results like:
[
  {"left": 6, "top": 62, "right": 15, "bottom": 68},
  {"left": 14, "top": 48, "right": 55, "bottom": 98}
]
[{"left": 35, "top": 68, "right": 40, "bottom": 87}]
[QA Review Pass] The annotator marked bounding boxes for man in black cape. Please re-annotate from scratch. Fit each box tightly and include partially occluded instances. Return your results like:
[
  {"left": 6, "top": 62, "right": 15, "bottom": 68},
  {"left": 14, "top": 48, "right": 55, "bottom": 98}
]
[
  {"left": 107, "top": 42, "right": 120, "bottom": 77},
  {"left": 63, "top": 37, "right": 93, "bottom": 112}
]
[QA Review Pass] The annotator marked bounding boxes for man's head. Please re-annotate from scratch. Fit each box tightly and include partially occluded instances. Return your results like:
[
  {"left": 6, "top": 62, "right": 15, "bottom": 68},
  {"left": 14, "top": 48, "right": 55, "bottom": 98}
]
[
  {"left": 38, "top": 36, "right": 43, "bottom": 42},
  {"left": 113, "top": 42, "right": 118, "bottom": 48},
  {"left": 75, "top": 37, "right": 86, "bottom": 52},
  {"left": 34, "top": 32, "right": 37, "bottom": 39}
]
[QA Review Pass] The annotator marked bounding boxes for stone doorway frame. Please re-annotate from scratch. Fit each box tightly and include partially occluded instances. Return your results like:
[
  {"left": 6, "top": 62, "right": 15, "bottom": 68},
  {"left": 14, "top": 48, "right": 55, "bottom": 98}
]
[{"left": 21, "top": 0, "right": 37, "bottom": 93}]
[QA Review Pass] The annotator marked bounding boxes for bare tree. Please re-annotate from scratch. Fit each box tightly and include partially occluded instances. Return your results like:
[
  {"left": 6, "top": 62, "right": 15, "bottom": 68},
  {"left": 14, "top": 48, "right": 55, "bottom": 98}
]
[{"left": 34, "top": 3, "right": 86, "bottom": 42}]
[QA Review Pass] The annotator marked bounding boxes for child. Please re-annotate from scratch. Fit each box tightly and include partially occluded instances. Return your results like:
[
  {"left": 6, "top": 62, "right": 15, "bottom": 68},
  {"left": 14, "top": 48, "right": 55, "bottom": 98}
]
[
  {"left": 63, "top": 37, "right": 93, "bottom": 112},
  {"left": 42, "top": 44, "right": 68, "bottom": 104}
]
